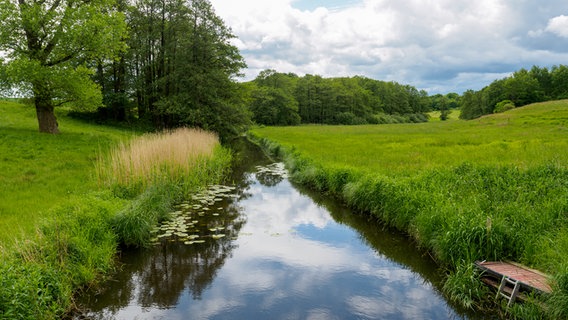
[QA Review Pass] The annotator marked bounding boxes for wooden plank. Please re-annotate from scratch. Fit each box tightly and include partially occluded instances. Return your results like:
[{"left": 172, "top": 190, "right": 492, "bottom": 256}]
[{"left": 475, "top": 261, "right": 552, "bottom": 294}]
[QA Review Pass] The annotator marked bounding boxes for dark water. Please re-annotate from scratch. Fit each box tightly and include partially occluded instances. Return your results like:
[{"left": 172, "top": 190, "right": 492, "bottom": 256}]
[{"left": 77, "top": 140, "right": 476, "bottom": 320}]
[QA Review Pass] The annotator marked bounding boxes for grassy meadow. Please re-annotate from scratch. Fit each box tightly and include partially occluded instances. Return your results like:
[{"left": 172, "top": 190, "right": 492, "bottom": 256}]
[
  {"left": 253, "top": 100, "right": 568, "bottom": 176},
  {"left": 0, "top": 100, "right": 231, "bottom": 319},
  {"left": 0, "top": 100, "right": 133, "bottom": 247},
  {"left": 251, "top": 100, "right": 568, "bottom": 318}
]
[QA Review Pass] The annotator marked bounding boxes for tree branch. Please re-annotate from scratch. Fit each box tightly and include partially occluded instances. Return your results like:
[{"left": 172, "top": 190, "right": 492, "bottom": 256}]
[{"left": 46, "top": 53, "right": 75, "bottom": 66}]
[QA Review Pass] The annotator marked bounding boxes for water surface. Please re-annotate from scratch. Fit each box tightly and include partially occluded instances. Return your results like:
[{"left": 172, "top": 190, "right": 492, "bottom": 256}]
[{"left": 78, "top": 141, "right": 474, "bottom": 319}]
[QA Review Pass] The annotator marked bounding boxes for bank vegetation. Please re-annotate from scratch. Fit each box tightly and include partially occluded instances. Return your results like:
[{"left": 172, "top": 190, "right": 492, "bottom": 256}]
[
  {"left": 250, "top": 100, "right": 568, "bottom": 319},
  {"left": 0, "top": 101, "right": 231, "bottom": 319}
]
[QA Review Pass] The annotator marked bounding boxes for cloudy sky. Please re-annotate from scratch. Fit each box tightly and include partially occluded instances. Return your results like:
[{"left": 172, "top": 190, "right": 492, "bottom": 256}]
[{"left": 209, "top": 0, "right": 568, "bottom": 94}]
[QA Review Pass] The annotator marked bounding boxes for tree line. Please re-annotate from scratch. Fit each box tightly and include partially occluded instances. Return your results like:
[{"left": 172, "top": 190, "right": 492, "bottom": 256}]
[
  {"left": 459, "top": 65, "right": 568, "bottom": 120},
  {"left": 246, "top": 69, "right": 432, "bottom": 126},
  {"left": 95, "top": 0, "right": 249, "bottom": 140}
]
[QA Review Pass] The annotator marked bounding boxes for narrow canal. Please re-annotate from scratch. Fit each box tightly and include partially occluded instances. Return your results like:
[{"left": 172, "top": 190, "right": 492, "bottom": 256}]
[{"left": 77, "top": 139, "right": 478, "bottom": 319}]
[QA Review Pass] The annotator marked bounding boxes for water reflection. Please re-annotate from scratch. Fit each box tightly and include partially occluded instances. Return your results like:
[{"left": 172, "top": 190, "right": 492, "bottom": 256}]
[{"left": 78, "top": 141, "right": 474, "bottom": 320}]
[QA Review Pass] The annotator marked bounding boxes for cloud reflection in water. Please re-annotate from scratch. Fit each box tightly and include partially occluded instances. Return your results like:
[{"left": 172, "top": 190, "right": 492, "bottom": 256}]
[{"left": 80, "top": 164, "right": 467, "bottom": 320}]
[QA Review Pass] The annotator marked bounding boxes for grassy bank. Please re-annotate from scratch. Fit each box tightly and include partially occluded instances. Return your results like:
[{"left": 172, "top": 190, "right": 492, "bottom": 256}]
[
  {"left": 0, "top": 101, "right": 231, "bottom": 319},
  {"left": 250, "top": 100, "right": 568, "bottom": 318},
  {"left": 0, "top": 101, "right": 133, "bottom": 247}
]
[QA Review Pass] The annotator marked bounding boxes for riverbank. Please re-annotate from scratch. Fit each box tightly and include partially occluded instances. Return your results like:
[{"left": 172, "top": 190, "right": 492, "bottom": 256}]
[
  {"left": 249, "top": 100, "right": 568, "bottom": 319},
  {"left": 0, "top": 101, "right": 232, "bottom": 319}
]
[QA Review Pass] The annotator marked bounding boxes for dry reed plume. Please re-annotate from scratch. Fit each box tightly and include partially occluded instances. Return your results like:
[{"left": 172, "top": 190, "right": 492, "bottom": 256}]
[{"left": 99, "top": 128, "right": 220, "bottom": 187}]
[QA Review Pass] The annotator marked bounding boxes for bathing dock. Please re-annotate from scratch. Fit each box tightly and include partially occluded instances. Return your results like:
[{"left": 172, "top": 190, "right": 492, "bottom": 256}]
[{"left": 475, "top": 261, "right": 552, "bottom": 307}]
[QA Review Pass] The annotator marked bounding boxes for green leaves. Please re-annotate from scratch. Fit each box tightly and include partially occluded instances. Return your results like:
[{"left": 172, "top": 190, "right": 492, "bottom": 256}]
[{"left": 0, "top": 0, "right": 127, "bottom": 131}]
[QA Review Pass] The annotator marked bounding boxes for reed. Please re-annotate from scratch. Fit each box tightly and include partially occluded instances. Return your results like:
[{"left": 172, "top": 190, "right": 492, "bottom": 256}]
[
  {"left": 98, "top": 127, "right": 232, "bottom": 246},
  {"left": 98, "top": 128, "right": 224, "bottom": 193}
]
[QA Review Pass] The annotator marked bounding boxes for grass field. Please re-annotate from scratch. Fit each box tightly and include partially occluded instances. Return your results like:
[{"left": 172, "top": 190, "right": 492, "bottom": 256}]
[
  {"left": 251, "top": 100, "right": 568, "bottom": 317},
  {"left": 253, "top": 100, "right": 568, "bottom": 175},
  {"left": 0, "top": 101, "right": 134, "bottom": 247}
]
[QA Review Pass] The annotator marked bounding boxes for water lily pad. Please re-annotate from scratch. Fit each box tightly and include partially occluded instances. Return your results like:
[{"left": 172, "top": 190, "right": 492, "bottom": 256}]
[{"left": 211, "top": 234, "right": 226, "bottom": 239}]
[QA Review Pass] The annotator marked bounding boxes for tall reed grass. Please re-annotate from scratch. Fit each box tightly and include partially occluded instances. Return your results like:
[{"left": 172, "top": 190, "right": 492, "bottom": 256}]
[
  {"left": 99, "top": 127, "right": 232, "bottom": 247},
  {"left": 98, "top": 128, "right": 223, "bottom": 193}
]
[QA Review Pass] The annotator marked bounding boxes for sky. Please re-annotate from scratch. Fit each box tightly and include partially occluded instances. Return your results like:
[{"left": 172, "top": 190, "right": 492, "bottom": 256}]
[{"left": 208, "top": 0, "right": 568, "bottom": 94}]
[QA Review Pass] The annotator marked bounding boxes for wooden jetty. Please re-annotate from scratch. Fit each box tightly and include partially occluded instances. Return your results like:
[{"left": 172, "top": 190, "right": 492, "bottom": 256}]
[{"left": 475, "top": 261, "right": 552, "bottom": 307}]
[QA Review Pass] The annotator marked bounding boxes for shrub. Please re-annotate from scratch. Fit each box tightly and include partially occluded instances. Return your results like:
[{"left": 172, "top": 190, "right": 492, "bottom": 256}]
[{"left": 494, "top": 100, "right": 515, "bottom": 113}]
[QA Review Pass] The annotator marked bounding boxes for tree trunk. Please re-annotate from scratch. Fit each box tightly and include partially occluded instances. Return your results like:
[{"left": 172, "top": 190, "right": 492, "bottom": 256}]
[{"left": 34, "top": 87, "right": 59, "bottom": 134}]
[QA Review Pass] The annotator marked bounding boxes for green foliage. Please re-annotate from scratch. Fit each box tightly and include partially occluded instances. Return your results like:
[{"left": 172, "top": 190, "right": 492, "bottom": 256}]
[
  {"left": 112, "top": 184, "right": 173, "bottom": 247},
  {"left": 0, "top": 192, "right": 125, "bottom": 319},
  {"left": 494, "top": 100, "right": 515, "bottom": 113},
  {"left": 0, "top": 0, "right": 127, "bottom": 132},
  {"left": 443, "top": 262, "right": 490, "bottom": 310},
  {"left": 0, "top": 260, "right": 68, "bottom": 319},
  {"left": 547, "top": 269, "right": 568, "bottom": 319},
  {"left": 460, "top": 65, "right": 568, "bottom": 119},
  {"left": 246, "top": 71, "right": 429, "bottom": 126},
  {"left": 106, "top": 0, "right": 249, "bottom": 140}
]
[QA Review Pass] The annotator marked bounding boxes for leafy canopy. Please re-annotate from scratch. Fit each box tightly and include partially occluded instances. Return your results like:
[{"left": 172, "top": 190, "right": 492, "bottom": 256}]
[{"left": 0, "top": 0, "right": 127, "bottom": 110}]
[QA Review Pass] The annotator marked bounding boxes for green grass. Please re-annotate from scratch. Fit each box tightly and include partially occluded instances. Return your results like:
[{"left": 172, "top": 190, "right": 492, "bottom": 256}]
[
  {"left": 427, "top": 109, "right": 460, "bottom": 121},
  {"left": 0, "top": 100, "right": 232, "bottom": 319},
  {"left": 250, "top": 100, "right": 568, "bottom": 317},
  {"left": 252, "top": 101, "right": 568, "bottom": 176},
  {"left": 0, "top": 100, "right": 134, "bottom": 247}
]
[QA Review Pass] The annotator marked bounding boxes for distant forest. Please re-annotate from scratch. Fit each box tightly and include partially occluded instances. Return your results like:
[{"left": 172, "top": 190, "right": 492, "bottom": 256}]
[
  {"left": 459, "top": 65, "right": 568, "bottom": 119},
  {"left": 244, "top": 70, "right": 451, "bottom": 126},
  {"left": 245, "top": 65, "right": 568, "bottom": 126}
]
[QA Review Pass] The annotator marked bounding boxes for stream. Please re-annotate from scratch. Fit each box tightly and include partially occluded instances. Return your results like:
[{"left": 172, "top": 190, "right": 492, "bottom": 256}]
[{"left": 77, "top": 139, "right": 478, "bottom": 319}]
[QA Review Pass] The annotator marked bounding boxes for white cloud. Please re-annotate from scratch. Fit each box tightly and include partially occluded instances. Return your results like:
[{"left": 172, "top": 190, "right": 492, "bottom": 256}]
[
  {"left": 546, "top": 15, "right": 568, "bottom": 38},
  {"left": 210, "top": 0, "right": 568, "bottom": 93}
]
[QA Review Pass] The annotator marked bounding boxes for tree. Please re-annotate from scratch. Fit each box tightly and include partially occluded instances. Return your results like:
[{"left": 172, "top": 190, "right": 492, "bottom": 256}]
[
  {"left": 459, "top": 90, "right": 483, "bottom": 120},
  {"left": 0, "top": 0, "right": 127, "bottom": 133},
  {"left": 125, "top": 0, "right": 248, "bottom": 140},
  {"left": 438, "top": 96, "right": 450, "bottom": 121}
]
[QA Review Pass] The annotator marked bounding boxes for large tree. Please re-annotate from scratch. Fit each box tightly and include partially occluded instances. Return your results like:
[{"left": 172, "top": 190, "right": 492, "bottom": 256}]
[
  {"left": 120, "top": 0, "right": 248, "bottom": 140},
  {"left": 0, "top": 0, "right": 126, "bottom": 133}
]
